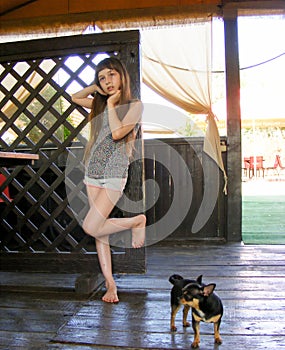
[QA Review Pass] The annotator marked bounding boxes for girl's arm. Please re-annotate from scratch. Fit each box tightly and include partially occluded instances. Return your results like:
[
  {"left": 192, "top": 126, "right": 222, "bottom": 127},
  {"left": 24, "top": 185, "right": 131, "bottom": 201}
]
[
  {"left": 107, "top": 98, "right": 143, "bottom": 140},
  {"left": 71, "top": 84, "right": 105, "bottom": 109}
]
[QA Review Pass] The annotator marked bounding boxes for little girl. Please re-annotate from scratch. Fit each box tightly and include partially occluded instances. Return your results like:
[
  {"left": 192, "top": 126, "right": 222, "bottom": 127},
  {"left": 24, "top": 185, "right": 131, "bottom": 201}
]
[{"left": 72, "top": 57, "right": 146, "bottom": 303}]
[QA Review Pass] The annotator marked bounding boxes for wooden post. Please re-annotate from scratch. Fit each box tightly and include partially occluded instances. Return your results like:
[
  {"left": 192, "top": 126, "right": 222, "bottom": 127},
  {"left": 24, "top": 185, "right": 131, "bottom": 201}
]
[{"left": 224, "top": 7, "right": 242, "bottom": 242}]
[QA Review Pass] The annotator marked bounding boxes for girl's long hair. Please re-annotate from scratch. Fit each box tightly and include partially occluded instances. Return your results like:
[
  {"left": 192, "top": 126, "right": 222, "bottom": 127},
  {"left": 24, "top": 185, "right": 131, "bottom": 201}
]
[{"left": 84, "top": 57, "right": 136, "bottom": 162}]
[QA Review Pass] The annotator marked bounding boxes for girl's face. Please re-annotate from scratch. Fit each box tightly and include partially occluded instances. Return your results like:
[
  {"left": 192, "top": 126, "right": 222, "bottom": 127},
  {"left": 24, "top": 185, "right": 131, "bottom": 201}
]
[{"left": 98, "top": 68, "right": 121, "bottom": 95}]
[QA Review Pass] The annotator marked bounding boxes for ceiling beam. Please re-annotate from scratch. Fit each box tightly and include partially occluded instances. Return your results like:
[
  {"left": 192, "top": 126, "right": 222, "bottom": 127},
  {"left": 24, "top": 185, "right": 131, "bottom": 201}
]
[
  {"left": 0, "top": 0, "right": 37, "bottom": 16},
  {"left": 0, "top": 0, "right": 283, "bottom": 36},
  {"left": 0, "top": 1, "right": 221, "bottom": 35}
]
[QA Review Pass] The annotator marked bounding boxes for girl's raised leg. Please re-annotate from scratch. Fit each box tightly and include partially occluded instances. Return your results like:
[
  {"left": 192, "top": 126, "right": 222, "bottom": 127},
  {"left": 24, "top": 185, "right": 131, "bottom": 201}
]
[{"left": 83, "top": 186, "right": 146, "bottom": 248}]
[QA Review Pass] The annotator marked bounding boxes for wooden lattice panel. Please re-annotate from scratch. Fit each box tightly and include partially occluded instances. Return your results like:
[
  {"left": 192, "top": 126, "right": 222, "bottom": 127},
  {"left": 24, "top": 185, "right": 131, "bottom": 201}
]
[{"left": 0, "top": 32, "right": 144, "bottom": 274}]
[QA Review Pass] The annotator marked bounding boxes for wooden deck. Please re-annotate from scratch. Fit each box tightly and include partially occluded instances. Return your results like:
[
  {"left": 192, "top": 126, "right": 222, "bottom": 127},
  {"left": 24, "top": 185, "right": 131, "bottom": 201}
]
[{"left": 1, "top": 243, "right": 285, "bottom": 349}]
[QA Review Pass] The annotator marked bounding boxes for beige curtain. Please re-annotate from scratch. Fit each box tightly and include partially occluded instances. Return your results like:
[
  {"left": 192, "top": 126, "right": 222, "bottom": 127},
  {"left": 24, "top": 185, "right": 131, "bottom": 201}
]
[{"left": 142, "top": 20, "right": 227, "bottom": 193}]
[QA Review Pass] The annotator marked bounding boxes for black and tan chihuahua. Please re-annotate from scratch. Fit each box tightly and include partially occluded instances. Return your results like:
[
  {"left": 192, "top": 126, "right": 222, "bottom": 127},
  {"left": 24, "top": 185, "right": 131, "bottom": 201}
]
[{"left": 169, "top": 274, "right": 223, "bottom": 348}]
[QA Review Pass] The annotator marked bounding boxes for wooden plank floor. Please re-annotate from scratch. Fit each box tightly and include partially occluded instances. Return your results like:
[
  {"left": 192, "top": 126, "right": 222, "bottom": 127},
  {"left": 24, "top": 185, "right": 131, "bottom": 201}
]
[{"left": 1, "top": 243, "right": 285, "bottom": 349}]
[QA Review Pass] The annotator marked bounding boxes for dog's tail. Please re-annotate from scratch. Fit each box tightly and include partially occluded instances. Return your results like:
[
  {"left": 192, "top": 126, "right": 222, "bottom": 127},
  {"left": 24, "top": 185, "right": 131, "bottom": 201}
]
[
  {"left": 169, "top": 274, "right": 184, "bottom": 285},
  {"left": 169, "top": 274, "right": 204, "bottom": 287}
]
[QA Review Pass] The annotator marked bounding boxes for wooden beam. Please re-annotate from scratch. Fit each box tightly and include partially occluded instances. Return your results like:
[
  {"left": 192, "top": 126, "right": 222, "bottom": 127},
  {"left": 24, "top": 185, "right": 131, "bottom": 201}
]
[
  {"left": 0, "top": 0, "right": 282, "bottom": 36},
  {"left": 1, "top": 0, "right": 68, "bottom": 19},
  {"left": 0, "top": 0, "right": 220, "bottom": 35},
  {"left": 223, "top": 0, "right": 285, "bottom": 9},
  {"left": 0, "top": 4, "right": 220, "bottom": 35},
  {"left": 223, "top": 7, "right": 242, "bottom": 242},
  {"left": 0, "top": 0, "right": 37, "bottom": 16},
  {"left": 69, "top": 0, "right": 180, "bottom": 13}
]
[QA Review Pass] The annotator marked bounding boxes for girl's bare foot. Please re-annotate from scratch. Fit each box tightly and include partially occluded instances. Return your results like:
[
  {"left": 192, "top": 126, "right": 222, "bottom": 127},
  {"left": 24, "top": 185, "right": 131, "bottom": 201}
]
[
  {"left": 102, "top": 281, "right": 119, "bottom": 303},
  {"left": 132, "top": 214, "right": 146, "bottom": 249}
]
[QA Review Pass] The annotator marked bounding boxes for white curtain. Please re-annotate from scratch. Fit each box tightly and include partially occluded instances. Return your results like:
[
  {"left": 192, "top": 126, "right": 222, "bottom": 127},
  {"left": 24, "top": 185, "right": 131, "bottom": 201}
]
[{"left": 142, "top": 19, "right": 227, "bottom": 193}]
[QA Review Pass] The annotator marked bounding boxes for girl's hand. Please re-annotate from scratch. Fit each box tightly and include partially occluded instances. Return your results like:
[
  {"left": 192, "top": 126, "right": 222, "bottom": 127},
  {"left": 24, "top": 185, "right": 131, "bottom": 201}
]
[
  {"left": 95, "top": 84, "right": 107, "bottom": 96},
  {"left": 108, "top": 100, "right": 142, "bottom": 140},
  {"left": 71, "top": 83, "right": 106, "bottom": 109},
  {"left": 107, "top": 90, "right": 121, "bottom": 107}
]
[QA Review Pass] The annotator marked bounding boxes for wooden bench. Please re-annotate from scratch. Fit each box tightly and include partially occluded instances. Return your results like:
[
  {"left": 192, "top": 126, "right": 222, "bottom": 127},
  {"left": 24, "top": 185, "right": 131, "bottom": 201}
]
[{"left": 0, "top": 151, "right": 39, "bottom": 167}]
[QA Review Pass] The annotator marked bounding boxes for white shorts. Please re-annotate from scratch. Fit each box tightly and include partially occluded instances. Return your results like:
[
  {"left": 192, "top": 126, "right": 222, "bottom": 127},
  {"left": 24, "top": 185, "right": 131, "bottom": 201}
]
[{"left": 84, "top": 176, "right": 127, "bottom": 193}]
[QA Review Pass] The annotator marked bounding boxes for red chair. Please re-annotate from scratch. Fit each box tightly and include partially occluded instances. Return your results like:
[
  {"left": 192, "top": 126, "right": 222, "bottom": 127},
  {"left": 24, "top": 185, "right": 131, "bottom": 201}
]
[
  {"left": 276, "top": 155, "right": 285, "bottom": 173},
  {"left": 266, "top": 154, "right": 281, "bottom": 176},
  {"left": 276, "top": 154, "right": 285, "bottom": 176},
  {"left": 243, "top": 157, "right": 250, "bottom": 177},
  {"left": 249, "top": 156, "right": 265, "bottom": 178},
  {"left": 0, "top": 173, "right": 12, "bottom": 203}
]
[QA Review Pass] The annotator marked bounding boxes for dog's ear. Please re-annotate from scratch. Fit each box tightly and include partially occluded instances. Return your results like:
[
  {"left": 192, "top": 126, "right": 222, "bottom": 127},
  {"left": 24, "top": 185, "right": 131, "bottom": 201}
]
[
  {"left": 202, "top": 283, "right": 216, "bottom": 296},
  {"left": 196, "top": 275, "right": 203, "bottom": 284}
]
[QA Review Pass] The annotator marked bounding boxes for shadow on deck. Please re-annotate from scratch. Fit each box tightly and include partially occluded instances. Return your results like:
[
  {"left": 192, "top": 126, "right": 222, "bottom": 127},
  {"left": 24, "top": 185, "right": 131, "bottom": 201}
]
[{"left": 1, "top": 243, "right": 285, "bottom": 350}]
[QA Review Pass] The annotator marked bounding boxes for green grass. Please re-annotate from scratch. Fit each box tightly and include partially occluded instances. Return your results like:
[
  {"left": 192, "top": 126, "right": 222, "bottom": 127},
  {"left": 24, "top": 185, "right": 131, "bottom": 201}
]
[{"left": 242, "top": 195, "right": 285, "bottom": 244}]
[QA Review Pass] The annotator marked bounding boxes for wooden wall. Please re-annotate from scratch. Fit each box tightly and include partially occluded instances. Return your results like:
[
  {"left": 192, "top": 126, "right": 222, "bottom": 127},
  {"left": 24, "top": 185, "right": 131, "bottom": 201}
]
[{"left": 144, "top": 137, "right": 227, "bottom": 245}]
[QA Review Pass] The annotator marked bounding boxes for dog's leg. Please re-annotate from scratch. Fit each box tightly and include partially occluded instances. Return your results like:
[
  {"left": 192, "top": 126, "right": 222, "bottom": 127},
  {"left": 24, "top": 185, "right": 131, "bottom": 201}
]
[
  {"left": 214, "top": 318, "right": 222, "bottom": 344},
  {"left": 182, "top": 305, "right": 190, "bottom": 328},
  {"left": 170, "top": 304, "right": 180, "bottom": 331},
  {"left": 191, "top": 316, "right": 200, "bottom": 348}
]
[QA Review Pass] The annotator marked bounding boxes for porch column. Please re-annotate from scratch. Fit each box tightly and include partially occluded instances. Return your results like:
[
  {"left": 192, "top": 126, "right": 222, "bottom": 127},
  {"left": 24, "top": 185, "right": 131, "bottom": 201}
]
[{"left": 224, "top": 7, "right": 242, "bottom": 242}]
